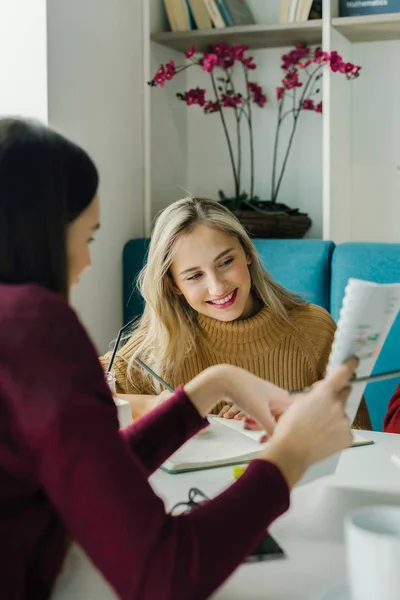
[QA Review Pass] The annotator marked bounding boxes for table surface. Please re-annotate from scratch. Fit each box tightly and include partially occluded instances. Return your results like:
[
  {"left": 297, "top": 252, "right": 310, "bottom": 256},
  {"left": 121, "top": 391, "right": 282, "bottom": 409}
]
[
  {"left": 52, "top": 430, "right": 400, "bottom": 600},
  {"left": 150, "top": 430, "right": 400, "bottom": 600}
]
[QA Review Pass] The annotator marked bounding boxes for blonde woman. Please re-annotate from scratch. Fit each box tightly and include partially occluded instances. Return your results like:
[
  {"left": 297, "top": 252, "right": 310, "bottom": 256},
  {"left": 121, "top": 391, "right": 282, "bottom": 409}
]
[{"left": 102, "top": 197, "right": 370, "bottom": 428}]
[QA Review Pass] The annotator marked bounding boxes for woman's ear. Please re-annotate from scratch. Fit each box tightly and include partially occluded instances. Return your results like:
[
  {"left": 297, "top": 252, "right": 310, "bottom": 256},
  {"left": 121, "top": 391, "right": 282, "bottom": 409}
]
[
  {"left": 246, "top": 254, "right": 252, "bottom": 266},
  {"left": 168, "top": 274, "right": 183, "bottom": 295}
]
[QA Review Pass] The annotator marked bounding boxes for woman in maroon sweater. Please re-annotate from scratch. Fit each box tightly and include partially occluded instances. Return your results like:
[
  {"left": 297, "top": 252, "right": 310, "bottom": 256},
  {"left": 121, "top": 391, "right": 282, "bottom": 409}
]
[
  {"left": 384, "top": 384, "right": 400, "bottom": 432},
  {"left": 0, "top": 118, "right": 356, "bottom": 600}
]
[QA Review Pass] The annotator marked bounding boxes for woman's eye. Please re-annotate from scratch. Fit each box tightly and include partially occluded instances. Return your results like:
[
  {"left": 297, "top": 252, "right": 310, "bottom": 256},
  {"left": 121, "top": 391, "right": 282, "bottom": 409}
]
[
  {"left": 187, "top": 273, "right": 202, "bottom": 281},
  {"left": 220, "top": 258, "right": 234, "bottom": 267}
]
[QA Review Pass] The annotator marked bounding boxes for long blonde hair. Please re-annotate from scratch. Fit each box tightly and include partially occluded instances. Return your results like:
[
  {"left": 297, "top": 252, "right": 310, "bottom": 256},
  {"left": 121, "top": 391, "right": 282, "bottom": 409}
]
[{"left": 125, "top": 197, "right": 305, "bottom": 393}]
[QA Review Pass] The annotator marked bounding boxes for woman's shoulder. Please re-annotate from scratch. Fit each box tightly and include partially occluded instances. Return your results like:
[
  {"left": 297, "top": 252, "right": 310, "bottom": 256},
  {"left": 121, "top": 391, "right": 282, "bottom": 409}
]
[
  {"left": 287, "top": 303, "right": 336, "bottom": 377},
  {"left": 0, "top": 283, "right": 77, "bottom": 330},
  {"left": 287, "top": 303, "right": 336, "bottom": 352},
  {"left": 0, "top": 283, "right": 94, "bottom": 364},
  {"left": 289, "top": 302, "right": 336, "bottom": 333}
]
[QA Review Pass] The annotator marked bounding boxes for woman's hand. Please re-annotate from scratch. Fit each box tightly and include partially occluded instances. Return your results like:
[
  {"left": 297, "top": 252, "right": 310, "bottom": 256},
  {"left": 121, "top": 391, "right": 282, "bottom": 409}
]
[
  {"left": 262, "top": 358, "right": 357, "bottom": 488},
  {"left": 218, "top": 404, "right": 246, "bottom": 420},
  {"left": 184, "top": 364, "right": 294, "bottom": 433}
]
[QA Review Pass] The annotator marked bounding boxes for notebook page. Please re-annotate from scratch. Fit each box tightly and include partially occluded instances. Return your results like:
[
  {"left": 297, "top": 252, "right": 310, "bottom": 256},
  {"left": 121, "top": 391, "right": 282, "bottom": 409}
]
[
  {"left": 162, "top": 418, "right": 265, "bottom": 472},
  {"left": 211, "top": 416, "right": 373, "bottom": 447},
  {"left": 209, "top": 416, "right": 266, "bottom": 443},
  {"left": 327, "top": 278, "right": 400, "bottom": 424}
]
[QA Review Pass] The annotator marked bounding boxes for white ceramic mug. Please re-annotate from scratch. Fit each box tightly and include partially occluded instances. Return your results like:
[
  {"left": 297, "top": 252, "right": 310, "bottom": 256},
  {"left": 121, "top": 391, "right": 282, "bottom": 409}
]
[{"left": 345, "top": 505, "right": 400, "bottom": 600}]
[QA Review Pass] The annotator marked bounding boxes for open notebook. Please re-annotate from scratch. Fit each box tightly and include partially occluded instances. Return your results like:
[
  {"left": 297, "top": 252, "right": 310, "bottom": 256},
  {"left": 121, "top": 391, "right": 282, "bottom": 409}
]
[{"left": 161, "top": 417, "right": 373, "bottom": 474}]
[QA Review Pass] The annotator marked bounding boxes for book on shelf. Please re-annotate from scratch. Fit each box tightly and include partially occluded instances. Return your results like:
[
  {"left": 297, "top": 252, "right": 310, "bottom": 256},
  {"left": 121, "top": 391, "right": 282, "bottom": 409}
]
[
  {"left": 279, "top": 0, "right": 299, "bottom": 22},
  {"left": 202, "top": 0, "right": 255, "bottom": 29},
  {"left": 215, "top": 0, "right": 235, "bottom": 25},
  {"left": 279, "top": 0, "right": 322, "bottom": 22},
  {"left": 188, "top": 0, "right": 213, "bottom": 29},
  {"left": 163, "top": 0, "right": 196, "bottom": 32},
  {"left": 161, "top": 415, "right": 373, "bottom": 474},
  {"left": 295, "top": 0, "right": 314, "bottom": 21},
  {"left": 279, "top": 0, "right": 292, "bottom": 22},
  {"left": 220, "top": 0, "right": 256, "bottom": 25},
  {"left": 309, "top": 0, "right": 322, "bottom": 19},
  {"left": 202, "top": 0, "right": 226, "bottom": 27},
  {"left": 340, "top": 0, "right": 400, "bottom": 17}
]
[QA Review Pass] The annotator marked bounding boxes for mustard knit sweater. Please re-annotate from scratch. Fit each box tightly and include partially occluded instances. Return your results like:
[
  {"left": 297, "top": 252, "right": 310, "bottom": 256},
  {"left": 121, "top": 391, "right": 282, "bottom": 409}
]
[{"left": 100, "top": 303, "right": 337, "bottom": 414}]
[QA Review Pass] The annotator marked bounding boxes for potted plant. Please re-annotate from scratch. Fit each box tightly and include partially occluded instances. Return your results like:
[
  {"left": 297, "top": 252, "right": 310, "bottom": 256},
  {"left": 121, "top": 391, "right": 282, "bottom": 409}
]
[{"left": 149, "top": 43, "right": 360, "bottom": 238}]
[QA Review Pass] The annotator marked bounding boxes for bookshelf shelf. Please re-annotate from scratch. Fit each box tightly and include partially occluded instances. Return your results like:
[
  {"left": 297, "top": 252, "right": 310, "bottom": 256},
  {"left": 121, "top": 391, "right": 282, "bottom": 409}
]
[
  {"left": 150, "top": 20, "right": 323, "bottom": 52},
  {"left": 150, "top": 13, "right": 400, "bottom": 52},
  {"left": 333, "top": 13, "right": 400, "bottom": 43}
]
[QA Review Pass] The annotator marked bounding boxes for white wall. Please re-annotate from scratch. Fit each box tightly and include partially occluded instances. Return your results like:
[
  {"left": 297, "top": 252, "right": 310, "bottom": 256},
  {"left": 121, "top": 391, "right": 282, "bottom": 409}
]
[
  {"left": 351, "top": 40, "right": 400, "bottom": 242},
  {"left": 149, "top": 0, "right": 189, "bottom": 223},
  {"left": 47, "top": 0, "right": 145, "bottom": 353},
  {"left": 0, "top": 0, "right": 47, "bottom": 120},
  {"left": 327, "top": 33, "right": 400, "bottom": 244}
]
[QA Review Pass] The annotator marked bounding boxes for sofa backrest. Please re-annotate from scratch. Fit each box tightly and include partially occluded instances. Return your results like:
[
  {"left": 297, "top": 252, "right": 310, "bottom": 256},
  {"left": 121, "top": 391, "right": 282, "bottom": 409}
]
[
  {"left": 123, "top": 238, "right": 149, "bottom": 325},
  {"left": 331, "top": 243, "right": 400, "bottom": 431},
  {"left": 252, "top": 240, "right": 334, "bottom": 310}
]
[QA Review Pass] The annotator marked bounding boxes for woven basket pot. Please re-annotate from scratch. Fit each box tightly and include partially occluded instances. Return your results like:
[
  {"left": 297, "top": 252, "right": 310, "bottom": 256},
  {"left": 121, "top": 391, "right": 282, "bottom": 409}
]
[{"left": 231, "top": 209, "right": 312, "bottom": 239}]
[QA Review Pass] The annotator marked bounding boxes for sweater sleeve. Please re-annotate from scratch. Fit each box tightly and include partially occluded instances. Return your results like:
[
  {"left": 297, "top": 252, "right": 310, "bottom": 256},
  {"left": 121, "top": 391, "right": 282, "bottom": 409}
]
[
  {"left": 384, "top": 383, "right": 400, "bottom": 433},
  {"left": 9, "top": 290, "right": 290, "bottom": 600}
]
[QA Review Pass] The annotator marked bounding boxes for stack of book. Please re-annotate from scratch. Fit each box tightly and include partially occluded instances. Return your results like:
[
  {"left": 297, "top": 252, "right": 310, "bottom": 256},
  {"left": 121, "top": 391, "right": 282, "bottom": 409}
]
[
  {"left": 278, "top": 0, "right": 322, "bottom": 23},
  {"left": 162, "top": 0, "right": 256, "bottom": 32}
]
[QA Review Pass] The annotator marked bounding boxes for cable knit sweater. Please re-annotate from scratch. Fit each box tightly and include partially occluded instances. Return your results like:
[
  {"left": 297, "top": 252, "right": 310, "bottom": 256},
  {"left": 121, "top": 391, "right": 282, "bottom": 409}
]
[{"left": 101, "top": 303, "right": 336, "bottom": 413}]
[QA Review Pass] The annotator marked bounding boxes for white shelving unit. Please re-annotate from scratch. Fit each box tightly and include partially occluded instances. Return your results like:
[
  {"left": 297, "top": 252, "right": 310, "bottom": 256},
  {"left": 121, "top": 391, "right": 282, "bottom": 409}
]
[{"left": 144, "top": 0, "right": 400, "bottom": 242}]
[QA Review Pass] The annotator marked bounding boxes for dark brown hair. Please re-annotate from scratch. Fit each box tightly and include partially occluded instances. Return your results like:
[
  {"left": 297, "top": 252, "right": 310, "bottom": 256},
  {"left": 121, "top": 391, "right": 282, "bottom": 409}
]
[{"left": 0, "top": 119, "right": 99, "bottom": 297}]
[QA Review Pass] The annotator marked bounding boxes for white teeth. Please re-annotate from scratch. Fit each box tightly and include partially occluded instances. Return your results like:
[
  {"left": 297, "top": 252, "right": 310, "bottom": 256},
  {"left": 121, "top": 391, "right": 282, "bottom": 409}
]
[{"left": 211, "top": 291, "right": 234, "bottom": 305}]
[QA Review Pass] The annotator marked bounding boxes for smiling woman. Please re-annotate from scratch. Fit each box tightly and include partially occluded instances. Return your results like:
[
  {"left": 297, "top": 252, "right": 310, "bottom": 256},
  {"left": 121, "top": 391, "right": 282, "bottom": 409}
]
[
  {"left": 99, "top": 197, "right": 356, "bottom": 423},
  {"left": 169, "top": 225, "right": 257, "bottom": 322}
]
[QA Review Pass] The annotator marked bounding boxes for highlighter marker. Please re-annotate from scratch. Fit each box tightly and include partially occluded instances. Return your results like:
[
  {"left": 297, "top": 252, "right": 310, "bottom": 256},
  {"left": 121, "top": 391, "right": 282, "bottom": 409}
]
[{"left": 232, "top": 465, "right": 247, "bottom": 480}]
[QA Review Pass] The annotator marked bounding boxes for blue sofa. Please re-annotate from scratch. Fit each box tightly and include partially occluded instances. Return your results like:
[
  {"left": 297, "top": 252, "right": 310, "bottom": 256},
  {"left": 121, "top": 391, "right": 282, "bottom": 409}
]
[{"left": 122, "top": 239, "right": 400, "bottom": 431}]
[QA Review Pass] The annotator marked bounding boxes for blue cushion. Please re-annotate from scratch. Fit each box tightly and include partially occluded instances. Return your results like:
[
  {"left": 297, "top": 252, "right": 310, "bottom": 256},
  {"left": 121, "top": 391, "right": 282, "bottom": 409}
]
[
  {"left": 252, "top": 239, "right": 335, "bottom": 311},
  {"left": 123, "top": 238, "right": 149, "bottom": 325},
  {"left": 331, "top": 243, "right": 400, "bottom": 430},
  {"left": 123, "top": 238, "right": 335, "bottom": 324}
]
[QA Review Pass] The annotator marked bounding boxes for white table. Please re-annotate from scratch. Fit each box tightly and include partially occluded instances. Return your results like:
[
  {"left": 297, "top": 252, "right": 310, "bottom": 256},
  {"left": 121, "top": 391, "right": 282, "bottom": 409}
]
[
  {"left": 53, "top": 431, "right": 400, "bottom": 600},
  {"left": 150, "top": 431, "right": 400, "bottom": 600}
]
